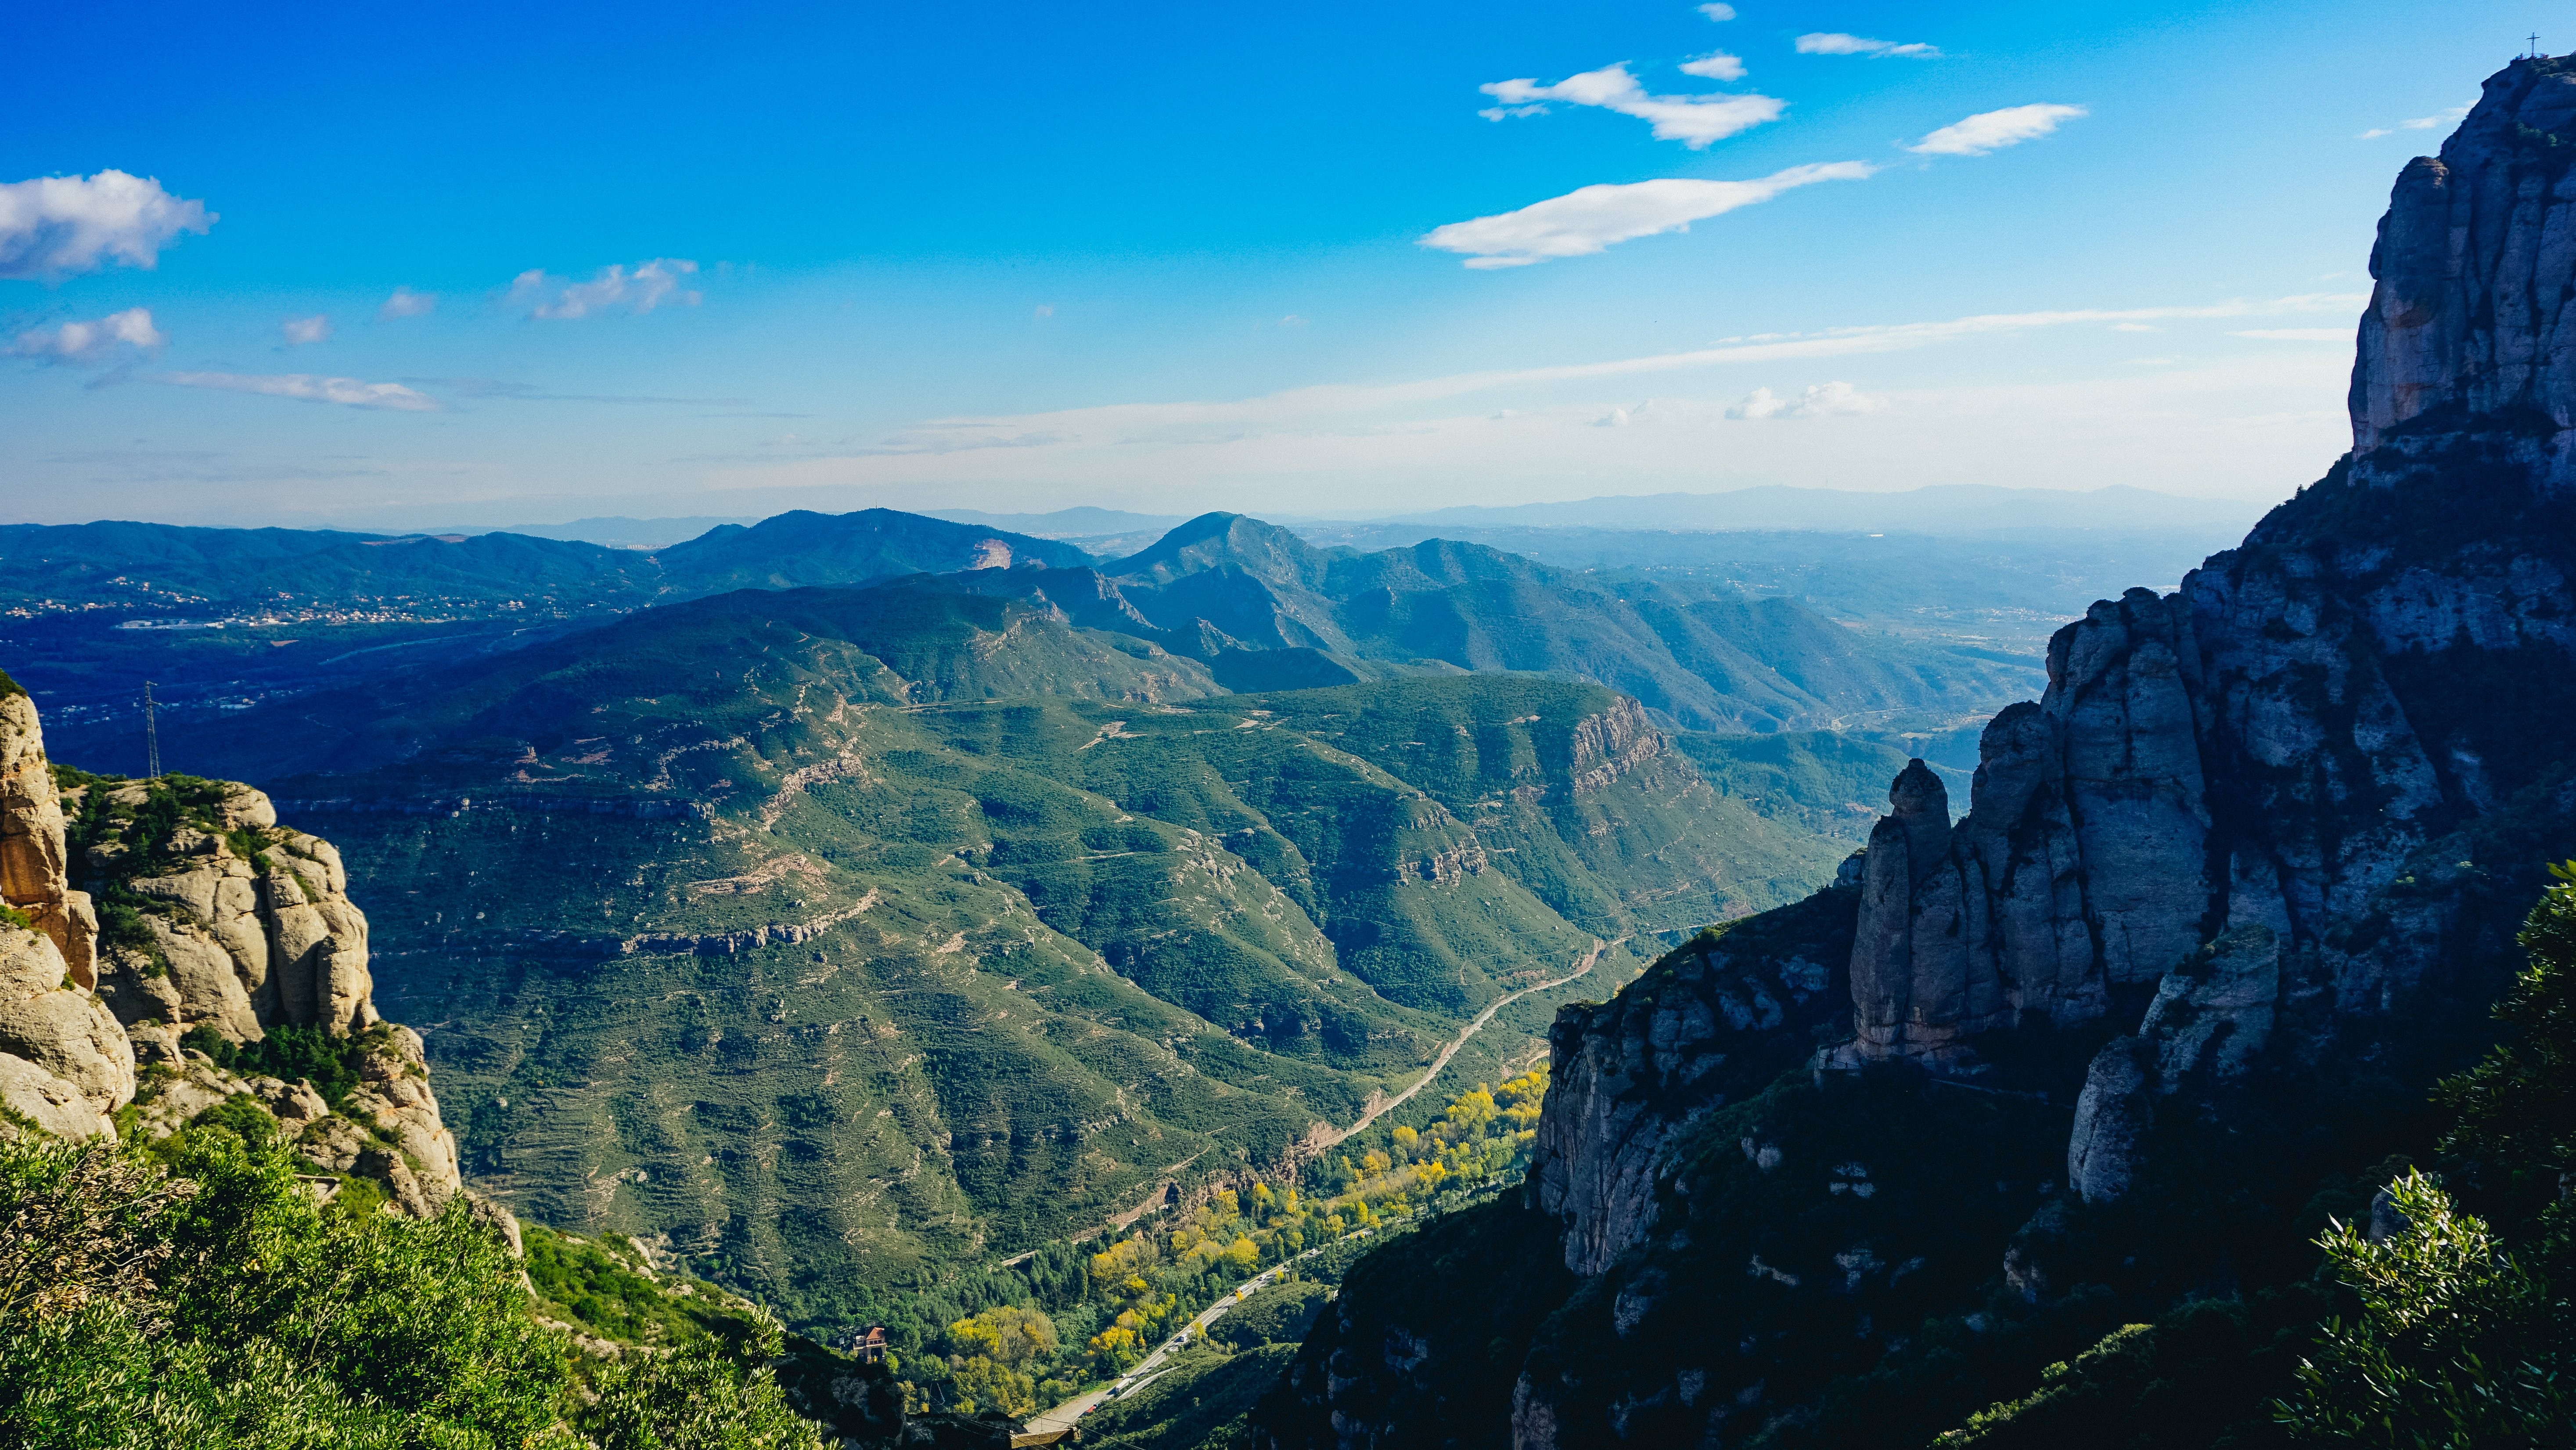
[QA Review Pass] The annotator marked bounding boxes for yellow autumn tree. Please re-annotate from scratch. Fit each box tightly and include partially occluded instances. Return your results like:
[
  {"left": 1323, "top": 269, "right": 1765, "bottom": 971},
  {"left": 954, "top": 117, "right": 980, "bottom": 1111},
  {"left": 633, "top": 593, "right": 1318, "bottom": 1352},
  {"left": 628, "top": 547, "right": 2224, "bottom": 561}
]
[{"left": 949, "top": 1304, "right": 1058, "bottom": 1366}]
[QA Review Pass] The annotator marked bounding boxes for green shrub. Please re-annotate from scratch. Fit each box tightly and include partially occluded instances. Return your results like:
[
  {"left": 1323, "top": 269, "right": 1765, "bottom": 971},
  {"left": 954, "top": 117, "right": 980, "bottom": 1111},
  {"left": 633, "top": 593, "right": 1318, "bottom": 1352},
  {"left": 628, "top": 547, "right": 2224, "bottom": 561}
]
[
  {"left": 0, "top": 1122, "right": 832, "bottom": 1449},
  {"left": 181, "top": 1024, "right": 368, "bottom": 1109}
]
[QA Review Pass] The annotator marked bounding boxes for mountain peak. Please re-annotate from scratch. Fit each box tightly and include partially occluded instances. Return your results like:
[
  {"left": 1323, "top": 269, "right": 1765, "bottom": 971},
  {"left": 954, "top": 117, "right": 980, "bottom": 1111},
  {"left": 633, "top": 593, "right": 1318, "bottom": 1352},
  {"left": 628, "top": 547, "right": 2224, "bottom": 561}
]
[
  {"left": 1108, "top": 512, "right": 1339, "bottom": 590},
  {"left": 2352, "top": 53, "right": 2576, "bottom": 476}
]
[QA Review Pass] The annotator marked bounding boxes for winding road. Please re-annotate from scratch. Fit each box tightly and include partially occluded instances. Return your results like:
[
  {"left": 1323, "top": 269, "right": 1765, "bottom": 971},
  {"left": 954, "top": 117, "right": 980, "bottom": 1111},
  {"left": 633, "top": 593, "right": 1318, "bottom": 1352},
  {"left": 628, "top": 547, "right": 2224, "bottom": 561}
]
[
  {"left": 1313, "top": 935, "right": 1616, "bottom": 1151},
  {"left": 1023, "top": 936, "right": 1621, "bottom": 1434}
]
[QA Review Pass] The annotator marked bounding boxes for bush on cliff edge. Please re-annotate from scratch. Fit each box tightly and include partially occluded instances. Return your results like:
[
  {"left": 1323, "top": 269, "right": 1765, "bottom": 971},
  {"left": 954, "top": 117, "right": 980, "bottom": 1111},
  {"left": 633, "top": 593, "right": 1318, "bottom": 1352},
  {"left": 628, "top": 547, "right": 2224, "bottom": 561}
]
[{"left": 0, "top": 1114, "right": 826, "bottom": 1449}]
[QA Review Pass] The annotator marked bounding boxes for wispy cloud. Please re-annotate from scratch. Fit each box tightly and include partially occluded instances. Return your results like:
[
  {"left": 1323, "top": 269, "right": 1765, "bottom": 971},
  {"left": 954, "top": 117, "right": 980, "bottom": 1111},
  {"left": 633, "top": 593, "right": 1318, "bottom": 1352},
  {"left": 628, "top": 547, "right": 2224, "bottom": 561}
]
[
  {"left": 506, "top": 259, "right": 701, "bottom": 320},
  {"left": 2356, "top": 104, "right": 2470, "bottom": 140},
  {"left": 856, "top": 293, "right": 2366, "bottom": 452},
  {"left": 7, "top": 307, "right": 165, "bottom": 365},
  {"left": 377, "top": 286, "right": 436, "bottom": 321},
  {"left": 1908, "top": 104, "right": 2087, "bottom": 156},
  {"left": 1796, "top": 33, "right": 1939, "bottom": 58},
  {"left": 2231, "top": 328, "right": 2349, "bottom": 341},
  {"left": 1679, "top": 52, "right": 1747, "bottom": 81},
  {"left": 405, "top": 376, "right": 751, "bottom": 406},
  {"left": 1728, "top": 380, "right": 1884, "bottom": 419},
  {"left": 1423, "top": 161, "right": 1872, "bottom": 268},
  {"left": 155, "top": 372, "right": 442, "bottom": 411},
  {"left": 1479, "top": 63, "right": 1784, "bottom": 148},
  {"left": 281, "top": 314, "right": 331, "bottom": 346},
  {"left": 1697, "top": 3, "right": 1735, "bottom": 18},
  {"left": 0, "top": 171, "right": 214, "bottom": 280}
]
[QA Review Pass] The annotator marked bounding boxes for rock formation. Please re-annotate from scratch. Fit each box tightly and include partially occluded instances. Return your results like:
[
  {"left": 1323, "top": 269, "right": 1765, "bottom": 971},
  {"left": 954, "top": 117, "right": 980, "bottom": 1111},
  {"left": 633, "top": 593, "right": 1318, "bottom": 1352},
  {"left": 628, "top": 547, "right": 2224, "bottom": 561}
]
[
  {"left": 1252, "top": 55, "right": 2576, "bottom": 1450},
  {"left": 83, "top": 779, "right": 379, "bottom": 1042},
  {"left": 0, "top": 679, "right": 468, "bottom": 1217},
  {"left": 1828, "top": 55, "right": 2576, "bottom": 1198},
  {"left": 0, "top": 684, "right": 132, "bottom": 1137}
]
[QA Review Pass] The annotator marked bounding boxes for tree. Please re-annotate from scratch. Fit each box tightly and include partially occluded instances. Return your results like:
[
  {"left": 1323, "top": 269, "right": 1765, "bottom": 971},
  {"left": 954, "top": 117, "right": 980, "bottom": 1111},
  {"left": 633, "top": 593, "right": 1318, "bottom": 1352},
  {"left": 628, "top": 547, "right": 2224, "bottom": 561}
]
[
  {"left": 2280, "top": 1171, "right": 2571, "bottom": 1446},
  {"left": 2436, "top": 862, "right": 2576, "bottom": 1178},
  {"left": 2281, "top": 865, "right": 2576, "bottom": 1445}
]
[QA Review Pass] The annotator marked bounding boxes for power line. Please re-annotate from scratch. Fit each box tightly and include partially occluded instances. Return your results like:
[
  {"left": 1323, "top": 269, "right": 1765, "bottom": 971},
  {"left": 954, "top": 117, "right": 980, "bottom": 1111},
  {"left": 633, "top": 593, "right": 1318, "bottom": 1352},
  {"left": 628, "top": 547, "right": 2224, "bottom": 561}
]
[{"left": 141, "top": 681, "right": 163, "bottom": 779}]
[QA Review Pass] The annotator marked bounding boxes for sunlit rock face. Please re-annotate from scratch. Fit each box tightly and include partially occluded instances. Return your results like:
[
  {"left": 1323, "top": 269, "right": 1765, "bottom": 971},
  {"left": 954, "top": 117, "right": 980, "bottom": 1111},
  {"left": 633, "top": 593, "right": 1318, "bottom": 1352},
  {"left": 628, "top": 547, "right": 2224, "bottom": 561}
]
[{"left": 0, "top": 690, "right": 128, "bottom": 1138}]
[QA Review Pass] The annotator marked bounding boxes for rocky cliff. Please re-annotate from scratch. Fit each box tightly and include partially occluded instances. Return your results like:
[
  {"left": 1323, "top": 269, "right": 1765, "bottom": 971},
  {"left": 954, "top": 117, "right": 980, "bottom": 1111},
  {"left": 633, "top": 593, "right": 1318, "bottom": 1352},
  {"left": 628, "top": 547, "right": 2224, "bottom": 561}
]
[
  {"left": 1826, "top": 53, "right": 2576, "bottom": 1207},
  {"left": 0, "top": 684, "right": 131, "bottom": 1137},
  {"left": 0, "top": 677, "right": 469, "bottom": 1217},
  {"left": 1252, "top": 54, "right": 2576, "bottom": 1450}
]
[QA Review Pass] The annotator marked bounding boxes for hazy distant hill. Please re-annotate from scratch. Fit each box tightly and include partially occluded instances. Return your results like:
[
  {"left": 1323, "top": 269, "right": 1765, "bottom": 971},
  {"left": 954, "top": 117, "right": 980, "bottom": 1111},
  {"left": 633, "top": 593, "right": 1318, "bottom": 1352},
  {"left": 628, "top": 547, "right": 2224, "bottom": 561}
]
[
  {"left": 485, "top": 515, "right": 760, "bottom": 549},
  {"left": 1291, "top": 522, "right": 2243, "bottom": 655},
  {"left": 1380, "top": 483, "right": 2262, "bottom": 535},
  {"left": 651, "top": 508, "right": 1094, "bottom": 592},
  {"left": 1048, "top": 513, "right": 2038, "bottom": 732},
  {"left": 0, "top": 509, "right": 1094, "bottom": 618}
]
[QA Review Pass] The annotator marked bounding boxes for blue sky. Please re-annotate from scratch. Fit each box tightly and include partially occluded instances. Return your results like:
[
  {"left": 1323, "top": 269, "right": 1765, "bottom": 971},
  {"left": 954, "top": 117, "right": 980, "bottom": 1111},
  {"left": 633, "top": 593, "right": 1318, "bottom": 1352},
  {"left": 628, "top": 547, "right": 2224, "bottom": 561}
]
[{"left": 0, "top": 0, "right": 2529, "bottom": 529}]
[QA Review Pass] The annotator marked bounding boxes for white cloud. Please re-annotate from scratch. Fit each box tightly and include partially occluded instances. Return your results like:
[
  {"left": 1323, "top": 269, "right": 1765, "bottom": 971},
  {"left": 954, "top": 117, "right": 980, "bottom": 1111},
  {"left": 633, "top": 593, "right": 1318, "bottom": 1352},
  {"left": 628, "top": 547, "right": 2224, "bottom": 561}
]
[
  {"left": 281, "top": 314, "right": 331, "bottom": 345},
  {"left": 1479, "top": 63, "right": 1784, "bottom": 148},
  {"left": 1679, "top": 52, "right": 1747, "bottom": 81},
  {"left": 7, "top": 307, "right": 165, "bottom": 365},
  {"left": 377, "top": 286, "right": 436, "bottom": 321},
  {"left": 1697, "top": 3, "right": 1735, "bottom": 18},
  {"left": 1422, "top": 160, "right": 1872, "bottom": 268},
  {"left": 0, "top": 171, "right": 214, "bottom": 280},
  {"left": 2232, "top": 328, "right": 2349, "bottom": 341},
  {"left": 1033, "top": 303, "right": 1054, "bottom": 319},
  {"left": 506, "top": 259, "right": 701, "bottom": 320},
  {"left": 154, "top": 372, "right": 442, "bottom": 411},
  {"left": 1907, "top": 104, "right": 2087, "bottom": 156},
  {"left": 2113, "top": 323, "right": 2161, "bottom": 332},
  {"left": 1728, "top": 380, "right": 1882, "bottom": 418},
  {"left": 1279, "top": 314, "right": 1309, "bottom": 327},
  {"left": 2357, "top": 104, "right": 2470, "bottom": 140},
  {"left": 1796, "top": 33, "right": 1939, "bottom": 58}
]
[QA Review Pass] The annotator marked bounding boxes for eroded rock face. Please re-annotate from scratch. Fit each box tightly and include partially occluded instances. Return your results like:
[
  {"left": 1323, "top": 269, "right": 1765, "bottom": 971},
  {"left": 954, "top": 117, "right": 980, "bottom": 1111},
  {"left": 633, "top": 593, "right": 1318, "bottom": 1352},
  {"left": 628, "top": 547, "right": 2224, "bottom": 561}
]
[
  {"left": 1529, "top": 892, "right": 1853, "bottom": 1275},
  {"left": 93, "top": 795, "right": 379, "bottom": 1042},
  {"left": 1835, "top": 56, "right": 2576, "bottom": 1199},
  {"left": 1840, "top": 587, "right": 2217, "bottom": 1064},
  {"left": 0, "top": 691, "right": 126, "bottom": 1136},
  {"left": 0, "top": 689, "right": 473, "bottom": 1222},
  {"left": 2351, "top": 57, "right": 2576, "bottom": 463}
]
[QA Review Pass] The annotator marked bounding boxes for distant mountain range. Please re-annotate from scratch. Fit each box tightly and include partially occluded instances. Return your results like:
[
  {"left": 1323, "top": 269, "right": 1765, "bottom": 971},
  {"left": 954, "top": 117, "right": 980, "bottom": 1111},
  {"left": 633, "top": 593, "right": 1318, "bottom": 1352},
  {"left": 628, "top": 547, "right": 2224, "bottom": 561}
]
[
  {"left": 7, "top": 506, "right": 2040, "bottom": 742},
  {"left": 1377, "top": 483, "right": 2264, "bottom": 535},
  {"left": 939, "top": 512, "right": 2036, "bottom": 731}
]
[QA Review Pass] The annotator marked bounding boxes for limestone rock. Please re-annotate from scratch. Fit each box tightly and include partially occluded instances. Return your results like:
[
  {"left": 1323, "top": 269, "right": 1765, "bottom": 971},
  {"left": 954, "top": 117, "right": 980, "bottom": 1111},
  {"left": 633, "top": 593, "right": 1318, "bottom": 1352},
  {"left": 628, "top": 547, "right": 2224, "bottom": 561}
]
[
  {"left": 2351, "top": 58, "right": 2576, "bottom": 462},
  {"left": 2066, "top": 1038, "right": 2153, "bottom": 1204},
  {"left": 0, "top": 691, "right": 93, "bottom": 983},
  {"left": 0, "top": 693, "right": 128, "bottom": 1138},
  {"left": 0, "top": 1051, "right": 110, "bottom": 1138}
]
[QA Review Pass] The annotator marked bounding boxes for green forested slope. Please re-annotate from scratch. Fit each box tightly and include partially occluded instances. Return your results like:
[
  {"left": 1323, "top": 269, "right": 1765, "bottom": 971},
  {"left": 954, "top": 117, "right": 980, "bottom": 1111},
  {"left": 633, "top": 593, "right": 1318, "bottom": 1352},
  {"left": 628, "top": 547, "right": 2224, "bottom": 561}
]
[{"left": 101, "top": 581, "right": 1887, "bottom": 1331}]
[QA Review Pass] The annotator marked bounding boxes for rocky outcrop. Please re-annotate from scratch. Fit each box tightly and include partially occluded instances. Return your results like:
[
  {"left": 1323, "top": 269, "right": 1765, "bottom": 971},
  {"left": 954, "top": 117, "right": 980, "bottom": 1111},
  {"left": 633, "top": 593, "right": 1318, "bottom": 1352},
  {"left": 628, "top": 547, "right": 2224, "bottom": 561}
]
[
  {"left": 1565, "top": 696, "right": 1666, "bottom": 795},
  {"left": 0, "top": 686, "right": 475, "bottom": 1221},
  {"left": 1831, "top": 62, "right": 2576, "bottom": 1200},
  {"left": 1529, "top": 890, "right": 1853, "bottom": 1275},
  {"left": 1255, "top": 61, "right": 2576, "bottom": 1450},
  {"left": 86, "top": 782, "right": 380, "bottom": 1042},
  {"left": 1840, "top": 585, "right": 2216, "bottom": 1067},
  {"left": 0, "top": 688, "right": 129, "bottom": 1137},
  {"left": 2350, "top": 56, "right": 2576, "bottom": 462}
]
